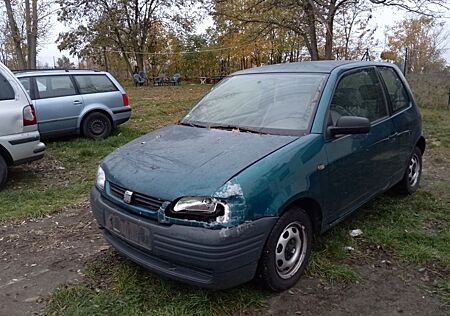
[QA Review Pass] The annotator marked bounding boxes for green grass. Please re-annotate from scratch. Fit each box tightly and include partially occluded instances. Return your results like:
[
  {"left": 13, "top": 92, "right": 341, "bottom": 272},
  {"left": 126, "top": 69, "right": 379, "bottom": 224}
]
[
  {"left": 45, "top": 253, "right": 265, "bottom": 316},
  {"left": 0, "top": 85, "right": 449, "bottom": 312}
]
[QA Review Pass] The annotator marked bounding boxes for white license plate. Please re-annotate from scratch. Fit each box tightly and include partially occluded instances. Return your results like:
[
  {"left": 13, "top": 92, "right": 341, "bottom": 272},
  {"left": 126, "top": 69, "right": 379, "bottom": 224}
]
[{"left": 105, "top": 211, "right": 152, "bottom": 251}]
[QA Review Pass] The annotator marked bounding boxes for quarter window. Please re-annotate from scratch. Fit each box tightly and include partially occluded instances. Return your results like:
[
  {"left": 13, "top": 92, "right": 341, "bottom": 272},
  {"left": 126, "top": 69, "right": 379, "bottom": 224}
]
[
  {"left": 330, "top": 68, "right": 387, "bottom": 124},
  {"left": 74, "top": 75, "right": 117, "bottom": 94},
  {"left": 378, "top": 67, "right": 410, "bottom": 112},
  {"left": 19, "top": 77, "right": 31, "bottom": 96},
  {"left": 0, "top": 73, "right": 15, "bottom": 101},
  {"left": 35, "top": 75, "right": 76, "bottom": 99}
]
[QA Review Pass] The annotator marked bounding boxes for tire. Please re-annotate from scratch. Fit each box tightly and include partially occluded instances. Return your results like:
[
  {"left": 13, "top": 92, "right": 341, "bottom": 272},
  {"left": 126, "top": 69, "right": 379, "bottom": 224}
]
[
  {"left": 0, "top": 155, "right": 8, "bottom": 190},
  {"left": 397, "top": 146, "right": 422, "bottom": 194},
  {"left": 82, "top": 112, "right": 112, "bottom": 139},
  {"left": 257, "top": 206, "right": 313, "bottom": 291}
]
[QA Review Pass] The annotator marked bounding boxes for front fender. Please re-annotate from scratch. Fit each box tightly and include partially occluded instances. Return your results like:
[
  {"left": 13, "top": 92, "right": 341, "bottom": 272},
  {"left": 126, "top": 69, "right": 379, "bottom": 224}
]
[{"left": 231, "top": 134, "right": 327, "bottom": 223}]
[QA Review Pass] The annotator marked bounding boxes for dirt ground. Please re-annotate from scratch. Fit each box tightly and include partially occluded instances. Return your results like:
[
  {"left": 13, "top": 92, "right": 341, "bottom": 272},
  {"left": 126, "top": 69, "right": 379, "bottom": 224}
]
[
  {"left": 0, "top": 203, "right": 108, "bottom": 315},
  {"left": 0, "top": 175, "right": 449, "bottom": 316},
  {"left": 250, "top": 257, "right": 447, "bottom": 316}
]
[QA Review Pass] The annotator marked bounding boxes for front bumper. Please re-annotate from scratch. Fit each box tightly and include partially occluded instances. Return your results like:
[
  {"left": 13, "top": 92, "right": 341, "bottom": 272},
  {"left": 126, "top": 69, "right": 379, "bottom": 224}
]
[{"left": 90, "top": 187, "right": 277, "bottom": 289}]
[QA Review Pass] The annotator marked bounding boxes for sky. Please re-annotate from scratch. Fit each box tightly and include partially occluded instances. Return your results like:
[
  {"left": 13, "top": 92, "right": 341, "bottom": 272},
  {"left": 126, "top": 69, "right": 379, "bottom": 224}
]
[{"left": 37, "top": 5, "right": 450, "bottom": 67}]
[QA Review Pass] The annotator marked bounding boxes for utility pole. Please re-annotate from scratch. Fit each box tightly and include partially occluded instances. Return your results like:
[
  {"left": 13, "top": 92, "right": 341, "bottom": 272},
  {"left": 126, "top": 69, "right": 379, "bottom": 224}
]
[
  {"left": 404, "top": 47, "right": 408, "bottom": 76},
  {"left": 103, "top": 47, "right": 109, "bottom": 72}
]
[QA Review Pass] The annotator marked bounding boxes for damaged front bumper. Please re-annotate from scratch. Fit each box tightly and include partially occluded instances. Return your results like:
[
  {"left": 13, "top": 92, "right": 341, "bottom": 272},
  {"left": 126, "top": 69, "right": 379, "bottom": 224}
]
[{"left": 90, "top": 187, "right": 277, "bottom": 289}]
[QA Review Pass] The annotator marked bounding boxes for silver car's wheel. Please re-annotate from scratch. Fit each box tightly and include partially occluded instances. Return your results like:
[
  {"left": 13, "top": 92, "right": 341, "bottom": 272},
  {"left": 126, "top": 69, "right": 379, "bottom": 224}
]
[
  {"left": 0, "top": 155, "right": 8, "bottom": 190},
  {"left": 275, "top": 222, "right": 308, "bottom": 279}
]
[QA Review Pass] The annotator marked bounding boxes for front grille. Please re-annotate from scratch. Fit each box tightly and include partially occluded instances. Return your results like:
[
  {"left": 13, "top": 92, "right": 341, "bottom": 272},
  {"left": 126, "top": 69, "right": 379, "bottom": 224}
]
[{"left": 109, "top": 182, "right": 166, "bottom": 211}]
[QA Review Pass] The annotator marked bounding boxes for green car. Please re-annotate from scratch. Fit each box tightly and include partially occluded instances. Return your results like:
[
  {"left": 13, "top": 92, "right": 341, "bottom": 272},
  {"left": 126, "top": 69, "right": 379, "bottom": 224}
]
[{"left": 91, "top": 61, "right": 425, "bottom": 291}]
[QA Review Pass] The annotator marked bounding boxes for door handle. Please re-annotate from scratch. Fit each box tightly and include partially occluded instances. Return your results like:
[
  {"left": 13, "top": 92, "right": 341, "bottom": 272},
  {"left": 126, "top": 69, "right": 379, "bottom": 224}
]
[{"left": 73, "top": 100, "right": 83, "bottom": 105}]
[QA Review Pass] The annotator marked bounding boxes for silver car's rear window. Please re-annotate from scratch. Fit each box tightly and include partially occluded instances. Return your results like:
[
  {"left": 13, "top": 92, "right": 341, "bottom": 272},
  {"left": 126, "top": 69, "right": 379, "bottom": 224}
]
[{"left": 0, "top": 73, "right": 15, "bottom": 101}]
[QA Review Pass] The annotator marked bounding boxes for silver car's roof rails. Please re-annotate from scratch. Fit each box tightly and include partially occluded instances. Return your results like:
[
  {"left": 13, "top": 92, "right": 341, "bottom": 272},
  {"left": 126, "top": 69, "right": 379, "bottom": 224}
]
[{"left": 12, "top": 68, "right": 100, "bottom": 74}]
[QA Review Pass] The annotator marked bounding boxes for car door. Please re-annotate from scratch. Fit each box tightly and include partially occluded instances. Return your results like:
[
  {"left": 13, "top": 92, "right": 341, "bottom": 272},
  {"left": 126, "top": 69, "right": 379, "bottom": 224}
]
[
  {"left": 33, "top": 75, "right": 83, "bottom": 135},
  {"left": 377, "top": 66, "right": 416, "bottom": 182},
  {"left": 323, "top": 67, "right": 395, "bottom": 222}
]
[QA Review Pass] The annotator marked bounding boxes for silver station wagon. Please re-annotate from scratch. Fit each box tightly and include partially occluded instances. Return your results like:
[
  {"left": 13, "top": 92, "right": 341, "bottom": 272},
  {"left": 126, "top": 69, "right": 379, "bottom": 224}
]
[{"left": 15, "top": 70, "right": 132, "bottom": 139}]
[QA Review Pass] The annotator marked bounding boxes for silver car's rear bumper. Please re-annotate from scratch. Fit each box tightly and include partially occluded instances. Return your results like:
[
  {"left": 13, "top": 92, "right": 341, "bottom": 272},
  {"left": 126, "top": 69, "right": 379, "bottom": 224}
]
[{"left": 0, "top": 131, "right": 46, "bottom": 165}]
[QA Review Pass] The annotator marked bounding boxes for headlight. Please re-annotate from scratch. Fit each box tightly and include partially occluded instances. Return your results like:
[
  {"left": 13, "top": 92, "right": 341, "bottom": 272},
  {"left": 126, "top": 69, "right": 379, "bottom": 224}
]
[
  {"left": 96, "top": 166, "right": 106, "bottom": 191},
  {"left": 168, "top": 196, "right": 228, "bottom": 221}
]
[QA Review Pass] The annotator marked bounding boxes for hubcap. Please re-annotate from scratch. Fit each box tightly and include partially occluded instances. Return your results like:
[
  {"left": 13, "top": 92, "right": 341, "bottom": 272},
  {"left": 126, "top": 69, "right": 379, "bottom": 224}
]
[
  {"left": 90, "top": 119, "right": 105, "bottom": 135},
  {"left": 275, "top": 221, "right": 307, "bottom": 279},
  {"left": 408, "top": 154, "right": 421, "bottom": 187}
]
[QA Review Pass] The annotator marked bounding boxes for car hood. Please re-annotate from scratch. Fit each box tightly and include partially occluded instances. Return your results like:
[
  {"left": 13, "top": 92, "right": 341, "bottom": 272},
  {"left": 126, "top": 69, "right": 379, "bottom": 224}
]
[{"left": 102, "top": 124, "right": 298, "bottom": 201}]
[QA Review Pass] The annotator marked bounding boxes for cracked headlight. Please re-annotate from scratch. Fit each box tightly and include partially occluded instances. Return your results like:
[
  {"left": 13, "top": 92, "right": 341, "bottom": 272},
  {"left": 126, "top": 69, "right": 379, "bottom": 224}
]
[
  {"left": 96, "top": 166, "right": 106, "bottom": 191},
  {"left": 168, "top": 197, "right": 228, "bottom": 221}
]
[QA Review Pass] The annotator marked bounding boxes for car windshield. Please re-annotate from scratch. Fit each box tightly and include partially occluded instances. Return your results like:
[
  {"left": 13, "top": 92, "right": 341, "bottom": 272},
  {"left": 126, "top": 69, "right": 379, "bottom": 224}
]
[{"left": 182, "top": 73, "right": 327, "bottom": 135}]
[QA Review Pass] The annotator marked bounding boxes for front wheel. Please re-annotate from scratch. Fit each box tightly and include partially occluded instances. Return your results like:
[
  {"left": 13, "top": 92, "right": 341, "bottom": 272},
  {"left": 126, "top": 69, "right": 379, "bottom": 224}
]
[
  {"left": 257, "top": 207, "right": 313, "bottom": 291},
  {"left": 82, "top": 112, "right": 112, "bottom": 139},
  {"left": 397, "top": 146, "right": 422, "bottom": 194}
]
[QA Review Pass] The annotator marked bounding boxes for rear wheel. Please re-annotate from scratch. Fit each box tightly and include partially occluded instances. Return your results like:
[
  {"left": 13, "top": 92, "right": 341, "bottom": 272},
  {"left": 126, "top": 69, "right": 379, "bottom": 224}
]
[
  {"left": 397, "top": 146, "right": 422, "bottom": 194},
  {"left": 257, "top": 206, "right": 313, "bottom": 291},
  {"left": 0, "top": 155, "right": 8, "bottom": 190},
  {"left": 82, "top": 112, "right": 112, "bottom": 139}
]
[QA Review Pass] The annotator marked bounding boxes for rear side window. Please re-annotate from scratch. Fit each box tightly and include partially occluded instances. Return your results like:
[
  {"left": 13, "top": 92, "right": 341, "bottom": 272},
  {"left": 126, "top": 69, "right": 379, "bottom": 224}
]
[
  {"left": 378, "top": 67, "right": 410, "bottom": 112},
  {"left": 74, "top": 75, "right": 118, "bottom": 94},
  {"left": 19, "top": 77, "right": 31, "bottom": 96},
  {"left": 35, "top": 75, "right": 76, "bottom": 99},
  {"left": 330, "top": 68, "right": 387, "bottom": 123},
  {"left": 0, "top": 73, "right": 15, "bottom": 101}
]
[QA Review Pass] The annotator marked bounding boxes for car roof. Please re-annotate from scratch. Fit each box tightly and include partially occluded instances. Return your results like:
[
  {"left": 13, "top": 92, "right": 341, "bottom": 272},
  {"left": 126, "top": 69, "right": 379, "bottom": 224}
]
[
  {"left": 231, "top": 61, "right": 398, "bottom": 75},
  {"left": 14, "top": 69, "right": 108, "bottom": 77}
]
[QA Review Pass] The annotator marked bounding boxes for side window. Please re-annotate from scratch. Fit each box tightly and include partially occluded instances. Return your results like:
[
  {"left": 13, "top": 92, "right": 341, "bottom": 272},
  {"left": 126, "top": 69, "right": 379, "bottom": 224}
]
[
  {"left": 35, "top": 75, "right": 76, "bottom": 99},
  {"left": 19, "top": 77, "right": 31, "bottom": 96},
  {"left": 74, "top": 75, "right": 118, "bottom": 94},
  {"left": 330, "top": 68, "right": 387, "bottom": 124},
  {"left": 378, "top": 67, "right": 410, "bottom": 112},
  {"left": 0, "top": 73, "right": 15, "bottom": 101}
]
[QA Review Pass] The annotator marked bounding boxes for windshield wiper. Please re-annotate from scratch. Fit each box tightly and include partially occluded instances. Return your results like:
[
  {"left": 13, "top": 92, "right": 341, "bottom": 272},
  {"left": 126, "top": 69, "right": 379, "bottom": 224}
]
[{"left": 208, "top": 124, "right": 266, "bottom": 134}]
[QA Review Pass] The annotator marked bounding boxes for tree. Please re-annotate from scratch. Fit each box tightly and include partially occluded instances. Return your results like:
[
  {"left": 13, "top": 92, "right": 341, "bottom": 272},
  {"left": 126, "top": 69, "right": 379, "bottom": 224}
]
[
  {"left": 3, "top": 0, "right": 27, "bottom": 68},
  {"left": 333, "top": 1, "right": 377, "bottom": 60},
  {"left": 57, "top": 0, "right": 202, "bottom": 75},
  {"left": 1, "top": 0, "right": 52, "bottom": 69},
  {"left": 212, "top": 0, "right": 449, "bottom": 61},
  {"left": 384, "top": 16, "right": 448, "bottom": 73},
  {"left": 56, "top": 55, "right": 75, "bottom": 69}
]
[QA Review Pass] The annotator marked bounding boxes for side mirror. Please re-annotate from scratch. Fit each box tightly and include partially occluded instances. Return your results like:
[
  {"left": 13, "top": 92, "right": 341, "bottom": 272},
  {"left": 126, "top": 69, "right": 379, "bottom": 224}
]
[{"left": 328, "top": 116, "right": 370, "bottom": 137}]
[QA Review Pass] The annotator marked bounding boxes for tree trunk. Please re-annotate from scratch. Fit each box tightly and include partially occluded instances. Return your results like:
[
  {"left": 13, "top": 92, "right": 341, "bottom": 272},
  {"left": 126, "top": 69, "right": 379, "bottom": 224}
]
[
  {"left": 324, "top": 1, "right": 336, "bottom": 60},
  {"left": 4, "top": 0, "right": 26, "bottom": 68},
  {"left": 324, "top": 17, "right": 334, "bottom": 60},
  {"left": 29, "top": 0, "right": 38, "bottom": 69},
  {"left": 135, "top": 52, "right": 144, "bottom": 72},
  {"left": 25, "top": 0, "right": 31, "bottom": 68},
  {"left": 303, "top": 2, "right": 320, "bottom": 60}
]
